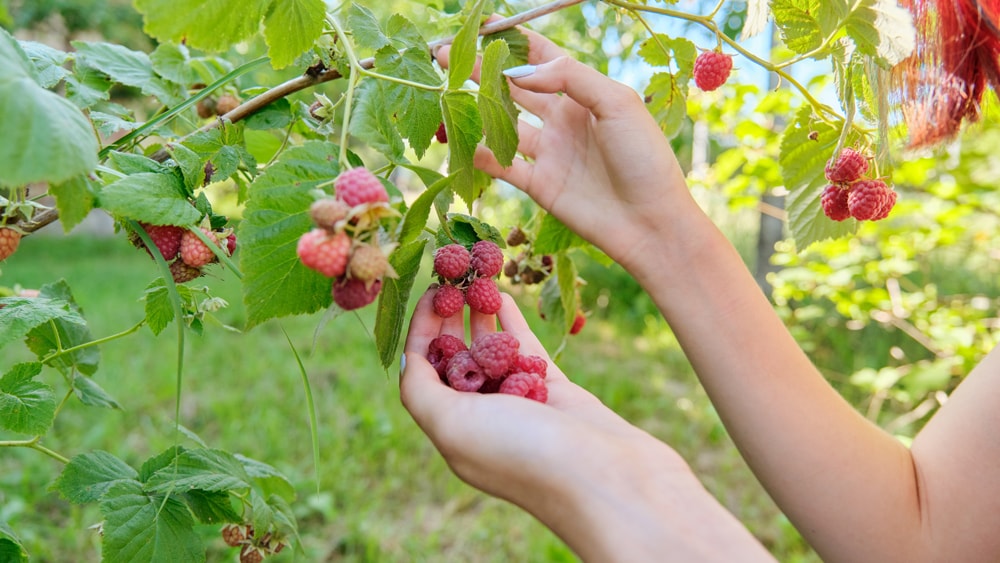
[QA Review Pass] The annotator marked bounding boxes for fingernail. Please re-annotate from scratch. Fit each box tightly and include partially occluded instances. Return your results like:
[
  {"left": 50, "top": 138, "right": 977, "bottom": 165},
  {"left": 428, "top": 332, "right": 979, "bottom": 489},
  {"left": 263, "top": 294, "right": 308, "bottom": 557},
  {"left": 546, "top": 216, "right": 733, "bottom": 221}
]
[
  {"left": 503, "top": 64, "right": 536, "bottom": 79},
  {"left": 399, "top": 353, "right": 407, "bottom": 376},
  {"left": 430, "top": 44, "right": 443, "bottom": 61}
]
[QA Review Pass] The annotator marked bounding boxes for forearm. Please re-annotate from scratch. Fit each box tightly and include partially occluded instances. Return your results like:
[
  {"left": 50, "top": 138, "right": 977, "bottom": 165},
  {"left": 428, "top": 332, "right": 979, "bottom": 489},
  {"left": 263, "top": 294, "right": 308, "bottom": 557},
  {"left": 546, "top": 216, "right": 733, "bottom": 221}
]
[{"left": 620, "top": 207, "right": 924, "bottom": 561}]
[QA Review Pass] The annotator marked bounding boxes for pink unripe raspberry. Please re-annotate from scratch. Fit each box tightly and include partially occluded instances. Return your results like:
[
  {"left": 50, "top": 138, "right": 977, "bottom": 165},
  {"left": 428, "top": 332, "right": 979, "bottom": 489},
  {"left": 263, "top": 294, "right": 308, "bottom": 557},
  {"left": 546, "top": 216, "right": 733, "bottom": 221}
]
[
  {"left": 848, "top": 179, "right": 890, "bottom": 221},
  {"left": 427, "top": 334, "right": 468, "bottom": 378},
  {"left": 825, "top": 148, "right": 869, "bottom": 184},
  {"left": 0, "top": 228, "right": 21, "bottom": 261},
  {"left": 309, "top": 198, "right": 351, "bottom": 230},
  {"left": 433, "top": 244, "right": 471, "bottom": 280},
  {"left": 179, "top": 227, "right": 220, "bottom": 267},
  {"left": 348, "top": 243, "right": 389, "bottom": 284},
  {"left": 470, "top": 332, "right": 520, "bottom": 378},
  {"left": 334, "top": 167, "right": 389, "bottom": 207},
  {"left": 693, "top": 51, "right": 733, "bottom": 92},
  {"left": 169, "top": 260, "right": 203, "bottom": 283},
  {"left": 470, "top": 240, "right": 504, "bottom": 278},
  {"left": 446, "top": 350, "right": 487, "bottom": 392},
  {"left": 465, "top": 277, "right": 502, "bottom": 315},
  {"left": 297, "top": 229, "right": 351, "bottom": 278},
  {"left": 821, "top": 184, "right": 851, "bottom": 221},
  {"left": 499, "top": 371, "right": 548, "bottom": 403},
  {"left": 332, "top": 277, "right": 382, "bottom": 310},
  {"left": 139, "top": 223, "right": 184, "bottom": 260},
  {"left": 432, "top": 284, "right": 465, "bottom": 318},
  {"left": 513, "top": 354, "right": 547, "bottom": 378}
]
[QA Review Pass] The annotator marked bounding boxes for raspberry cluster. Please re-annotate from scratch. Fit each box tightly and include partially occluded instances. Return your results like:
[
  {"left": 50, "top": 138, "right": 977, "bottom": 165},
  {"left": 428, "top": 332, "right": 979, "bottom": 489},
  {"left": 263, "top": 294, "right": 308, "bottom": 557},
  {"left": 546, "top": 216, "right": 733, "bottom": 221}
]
[
  {"left": 220, "top": 523, "right": 286, "bottom": 563},
  {"left": 693, "top": 50, "right": 733, "bottom": 92},
  {"left": 131, "top": 222, "right": 236, "bottom": 284},
  {"left": 431, "top": 240, "right": 505, "bottom": 316},
  {"left": 296, "top": 167, "right": 395, "bottom": 311},
  {"left": 0, "top": 227, "right": 22, "bottom": 261},
  {"left": 501, "top": 227, "right": 552, "bottom": 285},
  {"left": 427, "top": 332, "right": 549, "bottom": 402},
  {"left": 821, "top": 148, "right": 897, "bottom": 222}
]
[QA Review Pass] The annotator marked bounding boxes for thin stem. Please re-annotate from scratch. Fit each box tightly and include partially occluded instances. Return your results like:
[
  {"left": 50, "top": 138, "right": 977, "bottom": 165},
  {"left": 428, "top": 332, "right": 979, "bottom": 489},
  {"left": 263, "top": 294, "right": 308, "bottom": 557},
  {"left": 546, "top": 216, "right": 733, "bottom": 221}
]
[
  {"left": 0, "top": 438, "right": 71, "bottom": 464},
  {"left": 41, "top": 320, "right": 145, "bottom": 364},
  {"left": 328, "top": 14, "right": 361, "bottom": 168}
]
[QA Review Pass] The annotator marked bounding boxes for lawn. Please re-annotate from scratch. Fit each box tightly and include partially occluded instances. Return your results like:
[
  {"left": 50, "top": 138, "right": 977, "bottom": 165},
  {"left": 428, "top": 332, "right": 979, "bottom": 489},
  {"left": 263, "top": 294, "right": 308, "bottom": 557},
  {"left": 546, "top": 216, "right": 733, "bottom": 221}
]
[{"left": 1, "top": 233, "right": 818, "bottom": 562}]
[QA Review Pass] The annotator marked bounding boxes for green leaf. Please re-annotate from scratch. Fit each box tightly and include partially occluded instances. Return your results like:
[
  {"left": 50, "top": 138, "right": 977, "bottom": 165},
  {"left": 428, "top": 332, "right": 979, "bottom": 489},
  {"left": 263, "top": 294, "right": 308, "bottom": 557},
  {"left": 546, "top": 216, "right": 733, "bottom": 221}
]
[
  {"left": 438, "top": 214, "right": 504, "bottom": 248},
  {"left": 441, "top": 91, "right": 483, "bottom": 208},
  {"left": 144, "top": 448, "right": 251, "bottom": 494},
  {"left": 109, "top": 151, "right": 170, "bottom": 175},
  {"left": 771, "top": 0, "right": 829, "bottom": 55},
  {"left": 19, "top": 40, "right": 69, "bottom": 88},
  {"left": 447, "top": 0, "right": 485, "bottom": 89},
  {"left": 346, "top": 3, "right": 390, "bottom": 51},
  {"left": 398, "top": 174, "right": 454, "bottom": 246},
  {"left": 534, "top": 213, "right": 586, "bottom": 255},
  {"left": 0, "top": 296, "right": 87, "bottom": 352},
  {"left": 48, "top": 174, "right": 97, "bottom": 233},
  {"left": 780, "top": 106, "right": 857, "bottom": 248},
  {"left": 71, "top": 41, "right": 179, "bottom": 104},
  {"left": 0, "top": 362, "right": 55, "bottom": 435},
  {"left": 139, "top": 446, "right": 186, "bottom": 482},
  {"left": 235, "top": 453, "right": 296, "bottom": 502},
  {"left": 26, "top": 280, "right": 100, "bottom": 376},
  {"left": 243, "top": 98, "right": 293, "bottom": 131},
  {"left": 134, "top": 0, "right": 269, "bottom": 54},
  {"left": 350, "top": 79, "right": 407, "bottom": 163},
  {"left": 483, "top": 28, "right": 529, "bottom": 67},
  {"left": 143, "top": 278, "right": 195, "bottom": 336},
  {"left": 168, "top": 143, "right": 206, "bottom": 194},
  {"left": 556, "top": 254, "right": 579, "bottom": 334},
  {"left": 240, "top": 142, "right": 341, "bottom": 328},
  {"left": 72, "top": 374, "right": 121, "bottom": 410},
  {"left": 53, "top": 450, "right": 139, "bottom": 504},
  {"left": 843, "top": 0, "right": 915, "bottom": 66},
  {"left": 182, "top": 489, "right": 241, "bottom": 524},
  {"left": 150, "top": 42, "right": 198, "bottom": 86},
  {"left": 478, "top": 39, "right": 519, "bottom": 167},
  {"left": 375, "top": 239, "right": 427, "bottom": 369},
  {"left": 65, "top": 62, "right": 111, "bottom": 108},
  {"left": 98, "top": 173, "right": 201, "bottom": 226},
  {"left": 263, "top": 0, "right": 325, "bottom": 69},
  {"left": 0, "top": 29, "right": 97, "bottom": 186},
  {"left": 100, "top": 480, "right": 204, "bottom": 563},
  {"left": 375, "top": 39, "right": 442, "bottom": 159},
  {"left": 637, "top": 34, "right": 695, "bottom": 139},
  {"left": 0, "top": 521, "right": 27, "bottom": 563}
]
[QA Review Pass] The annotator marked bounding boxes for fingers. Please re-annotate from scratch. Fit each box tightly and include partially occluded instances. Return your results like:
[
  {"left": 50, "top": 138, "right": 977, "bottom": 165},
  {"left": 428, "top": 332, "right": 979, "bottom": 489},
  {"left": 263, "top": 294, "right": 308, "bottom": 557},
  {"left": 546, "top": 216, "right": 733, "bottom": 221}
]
[
  {"left": 506, "top": 56, "right": 642, "bottom": 120},
  {"left": 403, "top": 288, "right": 446, "bottom": 359},
  {"left": 473, "top": 148, "right": 534, "bottom": 190}
]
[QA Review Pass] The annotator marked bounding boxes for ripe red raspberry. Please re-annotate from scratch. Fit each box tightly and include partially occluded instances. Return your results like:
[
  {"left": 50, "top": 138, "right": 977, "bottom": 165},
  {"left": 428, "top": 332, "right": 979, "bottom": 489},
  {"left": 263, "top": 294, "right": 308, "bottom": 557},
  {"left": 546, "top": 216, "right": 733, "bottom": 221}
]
[
  {"left": 169, "top": 260, "right": 203, "bottom": 283},
  {"left": 297, "top": 229, "right": 351, "bottom": 278},
  {"left": 470, "top": 332, "right": 520, "bottom": 378},
  {"left": 470, "top": 240, "right": 503, "bottom": 278},
  {"left": 179, "top": 227, "right": 220, "bottom": 267},
  {"left": 348, "top": 243, "right": 389, "bottom": 284},
  {"left": 693, "top": 51, "right": 733, "bottom": 92},
  {"left": 465, "top": 277, "right": 502, "bottom": 315},
  {"left": 570, "top": 310, "right": 586, "bottom": 335},
  {"left": 432, "top": 284, "right": 465, "bottom": 318},
  {"left": 513, "top": 354, "right": 547, "bottom": 378},
  {"left": 226, "top": 233, "right": 237, "bottom": 256},
  {"left": 309, "top": 198, "right": 351, "bottom": 230},
  {"left": 446, "top": 350, "right": 487, "bottom": 392},
  {"left": 848, "top": 179, "right": 890, "bottom": 221},
  {"left": 824, "top": 148, "right": 869, "bottom": 184},
  {"left": 334, "top": 167, "right": 389, "bottom": 207},
  {"left": 499, "top": 372, "right": 548, "bottom": 403},
  {"left": 871, "top": 188, "right": 898, "bottom": 221},
  {"left": 139, "top": 223, "right": 184, "bottom": 260},
  {"left": 222, "top": 524, "right": 246, "bottom": 547},
  {"left": 0, "top": 228, "right": 22, "bottom": 261},
  {"left": 427, "top": 334, "right": 468, "bottom": 378},
  {"left": 433, "top": 244, "right": 471, "bottom": 280},
  {"left": 332, "top": 277, "right": 382, "bottom": 310},
  {"left": 820, "top": 184, "right": 851, "bottom": 221},
  {"left": 435, "top": 122, "right": 448, "bottom": 143}
]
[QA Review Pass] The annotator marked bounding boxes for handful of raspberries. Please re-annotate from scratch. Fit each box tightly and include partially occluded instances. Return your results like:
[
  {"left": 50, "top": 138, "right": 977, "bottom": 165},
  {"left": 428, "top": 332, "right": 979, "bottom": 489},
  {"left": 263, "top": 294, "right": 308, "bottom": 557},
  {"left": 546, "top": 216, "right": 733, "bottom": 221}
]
[{"left": 427, "top": 332, "right": 549, "bottom": 403}]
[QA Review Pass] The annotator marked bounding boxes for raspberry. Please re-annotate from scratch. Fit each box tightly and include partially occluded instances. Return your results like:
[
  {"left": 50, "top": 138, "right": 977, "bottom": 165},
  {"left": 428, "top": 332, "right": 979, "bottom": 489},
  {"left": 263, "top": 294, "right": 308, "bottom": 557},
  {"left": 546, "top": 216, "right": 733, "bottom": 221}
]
[
  {"left": 348, "top": 243, "right": 389, "bottom": 284},
  {"left": 226, "top": 233, "right": 237, "bottom": 256},
  {"left": 169, "top": 260, "right": 203, "bottom": 283},
  {"left": 179, "top": 227, "right": 220, "bottom": 267},
  {"left": 334, "top": 167, "right": 389, "bottom": 206},
  {"left": 513, "top": 354, "right": 547, "bottom": 378},
  {"left": 297, "top": 229, "right": 351, "bottom": 278},
  {"left": 309, "top": 198, "right": 351, "bottom": 230},
  {"left": 332, "top": 277, "right": 382, "bottom": 310},
  {"left": 506, "top": 227, "right": 526, "bottom": 247},
  {"left": 435, "top": 122, "right": 448, "bottom": 143},
  {"left": 239, "top": 545, "right": 264, "bottom": 563},
  {"left": 824, "top": 147, "right": 869, "bottom": 184},
  {"left": 871, "top": 188, "right": 898, "bottom": 221},
  {"left": 848, "top": 179, "right": 890, "bottom": 221},
  {"left": 196, "top": 98, "right": 215, "bottom": 119},
  {"left": 470, "top": 332, "right": 520, "bottom": 378},
  {"left": 503, "top": 259, "right": 519, "bottom": 279},
  {"left": 820, "top": 184, "right": 851, "bottom": 222},
  {"left": 222, "top": 524, "right": 246, "bottom": 547},
  {"left": 433, "top": 244, "right": 471, "bottom": 280},
  {"left": 0, "top": 228, "right": 23, "bottom": 261},
  {"left": 499, "top": 372, "right": 548, "bottom": 403},
  {"left": 478, "top": 377, "right": 503, "bottom": 394},
  {"left": 470, "top": 240, "right": 503, "bottom": 278},
  {"left": 570, "top": 310, "right": 586, "bottom": 335},
  {"left": 215, "top": 94, "right": 240, "bottom": 116},
  {"left": 432, "top": 283, "right": 465, "bottom": 318},
  {"left": 693, "top": 51, "right": 733, "bottom": 92},
  {"left": 427, "top": 334, "right": 468, "bottom": 378},
  {"left": 139, "top": 223, "right": 184, "bottom": 260},
  {"left": 465, "top": 277, "right": 502, "bottom": 315},
  {"left": 445, "top": 351, "right": 487, "bottom": 392}
]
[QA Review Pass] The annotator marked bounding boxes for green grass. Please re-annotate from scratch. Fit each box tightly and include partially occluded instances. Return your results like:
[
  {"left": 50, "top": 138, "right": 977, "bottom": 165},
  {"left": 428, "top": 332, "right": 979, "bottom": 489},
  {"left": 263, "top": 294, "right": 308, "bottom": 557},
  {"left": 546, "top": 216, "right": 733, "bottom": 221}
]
[{"left": 0, "top": 234, "right": 818, "bottom": 562}]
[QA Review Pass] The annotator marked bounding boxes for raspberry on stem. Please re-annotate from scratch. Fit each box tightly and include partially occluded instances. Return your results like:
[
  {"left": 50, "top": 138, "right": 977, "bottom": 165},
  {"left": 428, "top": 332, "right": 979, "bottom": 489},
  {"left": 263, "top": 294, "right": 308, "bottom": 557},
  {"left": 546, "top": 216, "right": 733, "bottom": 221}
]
[
  {"left": 334, "top": 167, "right": 389, "bottom": 207},
  {"left": 179, "top": 227, "right": 220, "bottom": 268},
  {"left": 848, "top": 179, "right": 890, "bottom": 221},
  {"left": 824, "top": 147, "right": 869, "bottom": 184},
  {"left": 821, "top": 184, "right": 851, "bottom": 222},
  {"left": 432, "top": 284, "right": 465, "bottom": 318},
  {"left": 297, "top": 229, "right": 351, "bottom": 278},
  {"left": 693, "top": 51, "right": 733, "bottom": 92},
  {"left": 433, "top": 244, "right": 471, "bottom": 280},
  {"left": 470, "top": 240, "right": 504, "bottom": 278},
  {"left": 0, "top": 228, "right": 22, "bottom": 261},
  {"left": 465, "top": 278, "right": 502, "bottom": 315},
  {"left": 332, "top": 277, "right": 382, "bottom": 310}
]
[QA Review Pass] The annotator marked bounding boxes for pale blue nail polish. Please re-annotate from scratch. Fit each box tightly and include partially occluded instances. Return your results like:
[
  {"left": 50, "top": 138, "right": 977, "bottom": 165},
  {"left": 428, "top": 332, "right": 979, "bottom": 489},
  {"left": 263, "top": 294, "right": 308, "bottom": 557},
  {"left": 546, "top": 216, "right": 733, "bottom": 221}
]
[
  {"left": 503, "top": 64, "right": 536, "bottom": 79},
  {"left": 399, "top": 353, "right": 407, "bottom": 375}
]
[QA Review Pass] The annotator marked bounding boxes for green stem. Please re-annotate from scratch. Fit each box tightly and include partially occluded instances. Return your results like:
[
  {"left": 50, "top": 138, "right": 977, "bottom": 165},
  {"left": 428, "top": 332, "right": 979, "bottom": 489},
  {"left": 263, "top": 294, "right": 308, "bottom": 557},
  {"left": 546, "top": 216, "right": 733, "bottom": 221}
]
[
  {"left": 0, "top": 438, "right": 71, "bottom": 464},
  {"left": 328, "top": 15, "right": 362, "bottom": 169},
  {"left": 41, "top": 320, "right": 145, "bottom": 364}
]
